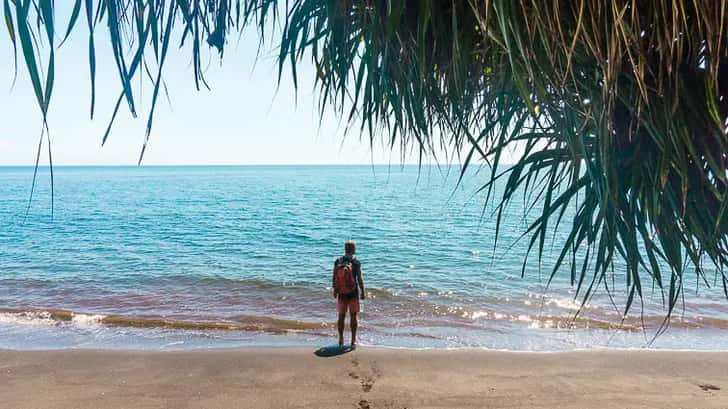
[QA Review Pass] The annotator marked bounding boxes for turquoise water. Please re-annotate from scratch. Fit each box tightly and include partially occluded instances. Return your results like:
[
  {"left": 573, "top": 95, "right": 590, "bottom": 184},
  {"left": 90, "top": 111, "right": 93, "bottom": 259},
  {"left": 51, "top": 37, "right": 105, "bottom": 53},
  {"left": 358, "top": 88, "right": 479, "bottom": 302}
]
[{"left": 1, "top": 165, "right": 727, "bottom": 350}]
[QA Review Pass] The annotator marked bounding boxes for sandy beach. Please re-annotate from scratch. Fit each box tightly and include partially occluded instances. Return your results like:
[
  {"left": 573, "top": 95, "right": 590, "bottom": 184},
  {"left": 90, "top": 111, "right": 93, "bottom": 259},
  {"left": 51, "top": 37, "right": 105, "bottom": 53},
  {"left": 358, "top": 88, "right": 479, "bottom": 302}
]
[{"left": 1, "top": 348, "right": 726, "bottom": 408}]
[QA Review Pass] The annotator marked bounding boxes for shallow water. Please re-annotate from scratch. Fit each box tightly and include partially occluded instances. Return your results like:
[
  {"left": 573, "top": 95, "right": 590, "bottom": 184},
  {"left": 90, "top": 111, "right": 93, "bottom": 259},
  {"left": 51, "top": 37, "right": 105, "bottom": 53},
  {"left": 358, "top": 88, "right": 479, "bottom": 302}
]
[{"left": 1, "top": 165, "right": 727, "bottom": 350}]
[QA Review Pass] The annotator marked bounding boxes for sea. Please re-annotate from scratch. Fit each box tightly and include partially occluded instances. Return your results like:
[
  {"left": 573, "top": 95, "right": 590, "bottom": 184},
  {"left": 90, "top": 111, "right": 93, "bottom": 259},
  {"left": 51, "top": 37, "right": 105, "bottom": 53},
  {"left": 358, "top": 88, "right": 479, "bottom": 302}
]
[{"left": 1, "top": 165, "right": 727, "bottom": 351}]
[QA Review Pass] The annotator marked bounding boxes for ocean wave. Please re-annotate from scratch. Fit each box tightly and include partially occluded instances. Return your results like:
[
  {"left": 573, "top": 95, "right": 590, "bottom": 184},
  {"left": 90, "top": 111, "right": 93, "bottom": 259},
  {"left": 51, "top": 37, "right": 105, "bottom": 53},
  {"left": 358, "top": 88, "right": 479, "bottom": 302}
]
[
  {"left": 447, "top": 308, "right": 637, "bottom": 330},
  {"left": 1, "top": 286, "right": 725, "bottom": 338},
  {"left": 0, "top": 310, "right": 62, "bottom": 326},
  {"left": 0, "top": 308, "right": 332, "bottom": 336},
  {"left": 403, "top": 303, "right": 727, "bottom": 332}
]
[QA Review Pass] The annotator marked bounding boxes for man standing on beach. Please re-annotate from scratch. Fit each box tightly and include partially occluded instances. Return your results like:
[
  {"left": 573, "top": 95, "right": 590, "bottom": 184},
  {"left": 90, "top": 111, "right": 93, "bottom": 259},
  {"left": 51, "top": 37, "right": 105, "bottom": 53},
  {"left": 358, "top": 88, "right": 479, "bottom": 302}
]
[{"left": 333, "top": 240, "right": 366, "bottom": 348}]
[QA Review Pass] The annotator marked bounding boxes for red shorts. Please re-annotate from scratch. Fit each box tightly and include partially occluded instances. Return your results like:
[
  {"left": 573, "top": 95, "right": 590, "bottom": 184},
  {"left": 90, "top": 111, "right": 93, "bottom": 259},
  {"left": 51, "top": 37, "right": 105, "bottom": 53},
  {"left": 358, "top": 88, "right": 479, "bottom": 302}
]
[{"left": 337, "top": 294, "right": 360, "bottom": 313}]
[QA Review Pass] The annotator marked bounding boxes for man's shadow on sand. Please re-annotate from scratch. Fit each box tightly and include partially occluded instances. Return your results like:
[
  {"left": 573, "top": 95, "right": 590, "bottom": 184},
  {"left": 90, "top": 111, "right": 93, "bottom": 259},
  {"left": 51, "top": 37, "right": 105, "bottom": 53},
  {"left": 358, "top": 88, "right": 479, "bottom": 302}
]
[{"left": 314, "top": 344, "right": 355, "bottom": 357}]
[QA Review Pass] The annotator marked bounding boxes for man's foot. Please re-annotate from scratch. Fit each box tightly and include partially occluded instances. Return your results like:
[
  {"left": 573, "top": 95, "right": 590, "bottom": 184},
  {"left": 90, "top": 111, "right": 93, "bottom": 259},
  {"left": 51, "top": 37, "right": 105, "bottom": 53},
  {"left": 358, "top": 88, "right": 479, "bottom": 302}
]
[
  {"left": 351, "top": 341, "right": 357, "bottom": 349},
  {"left": 338, "top": 338, "right": 344, "bottom": 347}
]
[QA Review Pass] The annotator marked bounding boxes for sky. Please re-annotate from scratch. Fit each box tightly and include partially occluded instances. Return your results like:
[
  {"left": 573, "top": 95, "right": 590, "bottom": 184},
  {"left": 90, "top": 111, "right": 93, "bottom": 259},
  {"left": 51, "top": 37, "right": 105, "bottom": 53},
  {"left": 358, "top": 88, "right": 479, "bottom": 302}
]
[{"left": 0, "top": 5, "right": 430, "bottom": 166}]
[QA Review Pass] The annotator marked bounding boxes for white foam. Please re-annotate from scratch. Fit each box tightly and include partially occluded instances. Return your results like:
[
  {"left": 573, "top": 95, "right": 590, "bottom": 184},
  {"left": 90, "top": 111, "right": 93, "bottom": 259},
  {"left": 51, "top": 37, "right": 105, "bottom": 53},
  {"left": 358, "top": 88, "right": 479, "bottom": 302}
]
[
  {"left": 0, "top": 311, "right": 105, "bottom": 328},
  {"left": 71, "top": 314, "right": 105, "bottom": 328},
  {"left": 468, "top": 311, "right": 489, "bottom": 320},
  {"left": 0, "top": 311, "right": 57, "bottom": 327},
  {"left": 546, "top": 297, "right": 584, "bottom": 311}
]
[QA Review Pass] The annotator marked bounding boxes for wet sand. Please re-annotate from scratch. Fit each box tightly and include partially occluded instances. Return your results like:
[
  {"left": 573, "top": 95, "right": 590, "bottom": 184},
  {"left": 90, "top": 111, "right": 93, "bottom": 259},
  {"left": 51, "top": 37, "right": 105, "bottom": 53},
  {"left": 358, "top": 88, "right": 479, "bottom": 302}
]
[{"left": 1, "top": 348, "right": 727, "bottom": 408}]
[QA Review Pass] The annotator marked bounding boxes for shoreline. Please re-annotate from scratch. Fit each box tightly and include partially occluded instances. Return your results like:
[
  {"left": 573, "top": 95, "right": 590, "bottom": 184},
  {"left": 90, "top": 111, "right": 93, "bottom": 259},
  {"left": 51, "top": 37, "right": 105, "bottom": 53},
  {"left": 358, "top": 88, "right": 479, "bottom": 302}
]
[
  {"left": 2, "top": 347, "right": 727, "bottom": 408},
  {"left": 6, "top": 344, "right": 728, "bottom": 353},
  {"left": 4, "top": 304, "right": 728, "bottom": 351}
]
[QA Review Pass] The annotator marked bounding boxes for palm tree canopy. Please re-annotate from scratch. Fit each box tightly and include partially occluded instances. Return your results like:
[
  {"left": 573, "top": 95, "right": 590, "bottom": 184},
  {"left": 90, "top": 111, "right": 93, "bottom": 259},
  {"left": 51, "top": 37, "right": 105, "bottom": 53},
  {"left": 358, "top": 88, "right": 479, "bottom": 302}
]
[{"left": 4, "top": 0, "right": 728, "bottom": 317}]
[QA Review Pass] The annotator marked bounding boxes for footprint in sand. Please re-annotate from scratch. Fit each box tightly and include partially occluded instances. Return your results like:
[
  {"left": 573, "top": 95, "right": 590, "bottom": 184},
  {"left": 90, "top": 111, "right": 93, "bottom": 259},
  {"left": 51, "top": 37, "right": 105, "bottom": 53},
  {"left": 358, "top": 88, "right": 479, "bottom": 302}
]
[
  {"left": 361, "top": 364, "right": 382, "bottom": 392},
  {"left": 699, "top": 383, "right": 721, "bottom": 392},
  {"left": 349, "top": 359, "right": 381, "bottom": 393},
  {"left": 372, "top": 364, "right": 381, "bottom": 378},
  {"left": 358, "top": 399, "right": 371, "bottom": 409},
  {"left": 361, "top": 375, "right": 375, "bottom": 392}
]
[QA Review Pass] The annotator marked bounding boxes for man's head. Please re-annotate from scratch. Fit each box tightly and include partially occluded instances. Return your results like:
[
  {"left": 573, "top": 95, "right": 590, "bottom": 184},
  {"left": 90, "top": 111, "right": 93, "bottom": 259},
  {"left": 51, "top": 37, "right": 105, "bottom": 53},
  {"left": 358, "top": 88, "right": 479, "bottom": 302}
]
[{"left": 345, "top": 240, "right": 356, "bottom": 255}]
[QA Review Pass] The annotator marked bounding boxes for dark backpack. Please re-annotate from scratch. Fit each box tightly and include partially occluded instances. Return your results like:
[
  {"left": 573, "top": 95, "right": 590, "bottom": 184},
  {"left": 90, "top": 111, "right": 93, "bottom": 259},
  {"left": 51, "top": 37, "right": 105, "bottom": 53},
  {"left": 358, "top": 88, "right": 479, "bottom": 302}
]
[{"left": 334, "top": 258, "right": 357, "bottom": 296}]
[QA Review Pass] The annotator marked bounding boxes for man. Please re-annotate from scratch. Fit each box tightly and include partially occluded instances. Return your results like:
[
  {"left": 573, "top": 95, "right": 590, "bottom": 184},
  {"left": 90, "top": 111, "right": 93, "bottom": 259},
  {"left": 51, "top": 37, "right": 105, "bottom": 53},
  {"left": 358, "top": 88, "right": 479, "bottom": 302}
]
[{"left": 332, "top": 240, "right": 365, "bottom": 348}]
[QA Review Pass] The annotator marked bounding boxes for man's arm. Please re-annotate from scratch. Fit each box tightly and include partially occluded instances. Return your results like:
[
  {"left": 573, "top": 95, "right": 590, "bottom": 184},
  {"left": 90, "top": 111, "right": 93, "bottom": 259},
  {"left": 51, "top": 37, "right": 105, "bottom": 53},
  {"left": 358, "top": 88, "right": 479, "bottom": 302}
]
[
  {"left": 357, "top": 262, "right": 366, "bottom": 299},
  {"left": 332, "top": 263, "right": 338, "bottom": 298}
]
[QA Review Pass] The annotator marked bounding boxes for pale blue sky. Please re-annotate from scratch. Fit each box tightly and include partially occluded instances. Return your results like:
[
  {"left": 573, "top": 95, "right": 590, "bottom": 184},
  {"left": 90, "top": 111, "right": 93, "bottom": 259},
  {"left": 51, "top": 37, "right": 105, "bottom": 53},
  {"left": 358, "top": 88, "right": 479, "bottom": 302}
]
[{"left": 0, "top": 5, "right": 431, "bottom": 166}]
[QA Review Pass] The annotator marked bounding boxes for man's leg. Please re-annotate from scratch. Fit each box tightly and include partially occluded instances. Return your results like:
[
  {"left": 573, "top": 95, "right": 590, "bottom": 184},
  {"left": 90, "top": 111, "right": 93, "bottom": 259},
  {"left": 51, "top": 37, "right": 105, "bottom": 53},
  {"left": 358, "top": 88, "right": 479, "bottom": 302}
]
[
  {"left": 337, "top": 312, "right": 346, "bottom": 346},
  {"left": 350, "top": 312, "right": 358, "bottom": 346}
]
